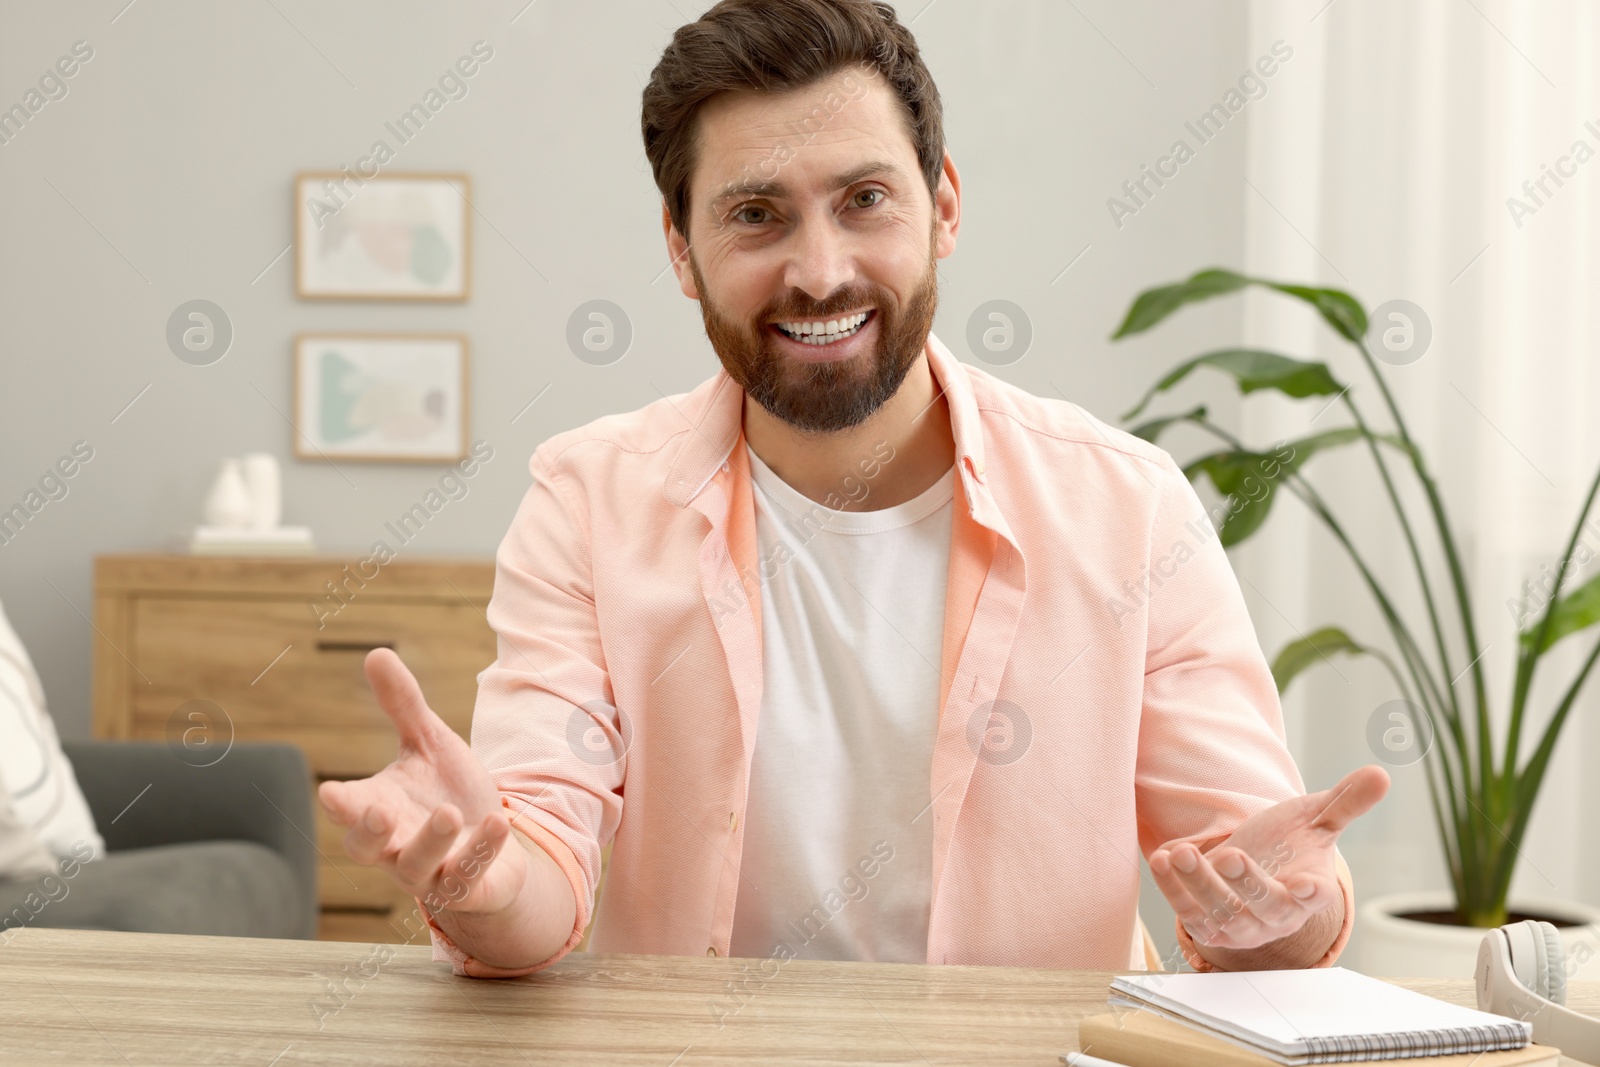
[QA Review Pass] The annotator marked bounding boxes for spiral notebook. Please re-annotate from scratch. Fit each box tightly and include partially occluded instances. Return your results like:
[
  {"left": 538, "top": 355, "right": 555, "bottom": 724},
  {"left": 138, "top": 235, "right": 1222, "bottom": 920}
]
[
  {"left": 1107, "top": 967, "right": 1534, "bottom": 1065},
  {"left": 1074, "top": 1011, "right": 1557, "bottom": 1067}
]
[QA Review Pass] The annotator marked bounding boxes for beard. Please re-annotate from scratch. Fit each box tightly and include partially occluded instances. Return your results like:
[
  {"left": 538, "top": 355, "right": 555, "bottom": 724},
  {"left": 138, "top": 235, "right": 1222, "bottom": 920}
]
[{"left": 689, "top": 226, "right": 940, "bottom": 437}]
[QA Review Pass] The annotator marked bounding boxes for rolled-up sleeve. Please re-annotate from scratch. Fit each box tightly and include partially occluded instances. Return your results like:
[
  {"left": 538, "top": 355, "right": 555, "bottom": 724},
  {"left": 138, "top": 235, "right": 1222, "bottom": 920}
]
[
  {"left": 422, "top": 444, "right": 626, "bottom": 977},
  {"left": 1133, "top": 451, "right": 1355, "bottom": 969}
]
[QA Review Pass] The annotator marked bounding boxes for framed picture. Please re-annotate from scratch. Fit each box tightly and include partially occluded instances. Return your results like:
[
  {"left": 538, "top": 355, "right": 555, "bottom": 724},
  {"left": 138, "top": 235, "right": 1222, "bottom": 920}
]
[
  {"left": 293, "top": 333, "right": 469, "bottom": 463},
  {"left": 294, "top": 171, "right": 471, "bottom": 301}
]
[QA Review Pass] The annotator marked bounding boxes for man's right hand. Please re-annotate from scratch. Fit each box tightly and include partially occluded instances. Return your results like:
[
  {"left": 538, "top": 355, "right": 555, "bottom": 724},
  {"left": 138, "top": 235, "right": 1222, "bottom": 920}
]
[{"left": 317, "top": 647, "right": 529, "bottom": 917}]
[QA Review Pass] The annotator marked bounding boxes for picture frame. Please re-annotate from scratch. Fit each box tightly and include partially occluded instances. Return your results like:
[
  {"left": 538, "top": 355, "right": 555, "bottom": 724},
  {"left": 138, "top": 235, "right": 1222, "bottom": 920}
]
[
  {"left": 292, "top": 332, "right": 469, "bottom": 463},
  {"left": 293, "top": 171, "right": 472, "bottom": 301}
]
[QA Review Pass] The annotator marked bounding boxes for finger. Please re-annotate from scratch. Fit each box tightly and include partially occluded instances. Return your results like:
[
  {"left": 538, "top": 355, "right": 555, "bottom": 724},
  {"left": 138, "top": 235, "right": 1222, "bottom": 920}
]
[
  {"left": 318, "top": 779, "right": 357, "bottom": 827},
  {"left": 364, "top": 647, "right": 440, "bottom": 751},
  {"left": 1149, "top": 847, "right": 1215, "bottom": 942},
  {"left": 342, "top": 801, "right": 403, "bottom": 866},
  {"left": 319, "top": 778, "right": 388, "bottom": 830},
  {"left": 393, "top": 803, "right": 464, "bottom": 887},
  {"left": 1305, "top": 764, "right": 1391, "bottom": 836},
  {"left": 1167, "top": 844, "right": 1263, "bottom": 947},
  {"left": 426, "top": 811, "right": 512, "bottom": 912},
  {"left": 1280, "top": 869, "right": 1340, "bottom": 914},
  {"left": 322, "top": 777, "right": 398, "bottom": 853},
  {"left": 1210, "top": 846, "right": 1305, "bottom": 929}
]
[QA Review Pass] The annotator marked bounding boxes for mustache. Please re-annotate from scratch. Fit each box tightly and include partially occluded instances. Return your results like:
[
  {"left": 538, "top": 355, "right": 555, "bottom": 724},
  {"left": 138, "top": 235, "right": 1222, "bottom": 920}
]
[{"left": 762, "top": 299, "right": 880, "bottom": 322}]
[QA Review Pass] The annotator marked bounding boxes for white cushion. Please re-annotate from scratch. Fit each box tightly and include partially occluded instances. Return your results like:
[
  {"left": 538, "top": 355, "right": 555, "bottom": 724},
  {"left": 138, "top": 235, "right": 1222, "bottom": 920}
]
[
  {"left": 0, "top": 596, "right": 104, "bottom": 867},
  {"left": 0, "top": 767, "right": 57, "bottom": 880}
]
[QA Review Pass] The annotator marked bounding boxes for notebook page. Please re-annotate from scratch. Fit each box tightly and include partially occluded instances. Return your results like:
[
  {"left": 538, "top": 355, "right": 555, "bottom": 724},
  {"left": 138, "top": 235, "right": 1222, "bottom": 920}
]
[{"left": 1111, "top": 967, "right": 1531, "bottom": 1056}]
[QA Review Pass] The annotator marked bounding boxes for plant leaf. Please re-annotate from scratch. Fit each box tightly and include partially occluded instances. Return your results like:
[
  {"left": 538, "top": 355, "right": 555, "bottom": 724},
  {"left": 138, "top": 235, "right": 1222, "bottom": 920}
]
[
  {"left": 1182, "top": 451, "right": 1281, "bottom": 545},
  {"left": 1128, "top": 404, "right": 1209, "bottom": 444},
  {"left": 1111, "top": 269, "right": 1251, "bottom": 338},
  {"left": 1268, "top": 283, "right": 1368, "bottom": 343},
  {"left": 1111, "top": 267, "right": 1367, "bottom": 343},
  {"left": 1279, "top": 427, "right": 1371, "bottom": 468},
  {"left": 1123, "top": 349, "right": 1344, "bottom": 421},
  {"left": 1180, "top": 428, "right": 1389, "bottom": 547},
  {"left": 1271, "top": 626, "right": 1370, "bottom": 693},
  {"left": 1519, "top": 572, "right": 1600, "bottom": 655}
]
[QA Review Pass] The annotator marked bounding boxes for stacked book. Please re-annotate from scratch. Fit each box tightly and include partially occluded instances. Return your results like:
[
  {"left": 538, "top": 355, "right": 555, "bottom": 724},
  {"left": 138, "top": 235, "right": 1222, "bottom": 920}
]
[{"left": 1070, "top": 967, "right": 1556, "bottom": 1066}]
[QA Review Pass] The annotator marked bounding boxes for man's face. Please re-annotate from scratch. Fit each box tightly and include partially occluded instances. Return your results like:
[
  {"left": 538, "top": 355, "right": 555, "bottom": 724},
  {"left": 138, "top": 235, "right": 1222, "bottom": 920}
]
[{"left": 671, "top": 68, "right": 953, "bottom": 436}]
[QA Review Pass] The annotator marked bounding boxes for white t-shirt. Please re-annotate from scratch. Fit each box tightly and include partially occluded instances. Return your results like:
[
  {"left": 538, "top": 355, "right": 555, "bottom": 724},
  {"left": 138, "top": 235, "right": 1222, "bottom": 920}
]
[{"left": 727, "top": 442, "right": 954, "bottom": 963}]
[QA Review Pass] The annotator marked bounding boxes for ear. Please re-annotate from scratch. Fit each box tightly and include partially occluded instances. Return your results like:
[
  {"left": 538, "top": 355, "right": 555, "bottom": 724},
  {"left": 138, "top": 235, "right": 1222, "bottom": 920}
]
[
  {"left": 933, "top": 148, "right": 961, "bottom": 260},
  {"left": 661, "top": 199, "right": 699, "bottom": 300}
]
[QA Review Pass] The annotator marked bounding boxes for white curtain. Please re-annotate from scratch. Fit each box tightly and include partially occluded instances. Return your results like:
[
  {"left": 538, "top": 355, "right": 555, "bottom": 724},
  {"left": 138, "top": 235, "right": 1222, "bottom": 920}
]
[{"left": 1234, "top": 0, "right": 1600, "bottom": 970}]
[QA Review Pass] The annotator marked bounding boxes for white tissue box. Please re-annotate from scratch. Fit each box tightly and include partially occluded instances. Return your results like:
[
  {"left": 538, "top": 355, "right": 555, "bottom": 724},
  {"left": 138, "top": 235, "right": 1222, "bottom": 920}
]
[{"left": 187, "top": 525, "right": 316, "bottom": 555}]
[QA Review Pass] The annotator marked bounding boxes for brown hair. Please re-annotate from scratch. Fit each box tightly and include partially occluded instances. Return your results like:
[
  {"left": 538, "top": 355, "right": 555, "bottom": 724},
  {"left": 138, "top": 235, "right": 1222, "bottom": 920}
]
[{"left": 641, "top": 0, "right": 945, "bottom": 242}]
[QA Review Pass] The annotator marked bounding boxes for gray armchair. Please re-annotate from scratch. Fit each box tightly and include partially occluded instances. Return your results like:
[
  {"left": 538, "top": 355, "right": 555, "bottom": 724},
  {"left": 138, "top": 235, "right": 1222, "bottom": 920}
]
[{"left": 0, "top": 740, "right": 317, "bottom": 939}]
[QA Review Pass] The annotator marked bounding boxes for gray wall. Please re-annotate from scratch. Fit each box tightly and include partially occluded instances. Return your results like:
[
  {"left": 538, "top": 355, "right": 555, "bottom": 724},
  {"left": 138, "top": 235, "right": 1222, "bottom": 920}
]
[{"left": 1, "top": 0, "right": 1256, "bottom": 955}]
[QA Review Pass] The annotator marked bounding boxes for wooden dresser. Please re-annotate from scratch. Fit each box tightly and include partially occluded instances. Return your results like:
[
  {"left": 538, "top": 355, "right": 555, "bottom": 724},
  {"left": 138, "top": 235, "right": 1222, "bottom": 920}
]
[{"left": 90, "top": 552, "right": 541, "bottom": 945}]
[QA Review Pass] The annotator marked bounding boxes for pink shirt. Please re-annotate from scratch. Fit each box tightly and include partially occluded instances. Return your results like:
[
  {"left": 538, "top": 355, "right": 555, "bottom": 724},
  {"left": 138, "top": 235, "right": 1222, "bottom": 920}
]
[{"left": 421, "top": 330, "right": 1355, "bottom": 976}]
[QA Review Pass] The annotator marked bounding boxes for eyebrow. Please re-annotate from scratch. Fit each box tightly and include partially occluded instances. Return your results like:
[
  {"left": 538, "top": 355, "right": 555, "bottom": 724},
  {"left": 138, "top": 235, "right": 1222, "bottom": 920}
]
[{"left": 708, "top": 159, "right": 907, "bottom": 213}]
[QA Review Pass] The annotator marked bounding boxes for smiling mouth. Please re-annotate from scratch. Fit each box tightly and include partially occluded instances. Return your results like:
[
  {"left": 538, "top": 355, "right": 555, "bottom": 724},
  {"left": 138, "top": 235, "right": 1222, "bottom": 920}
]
[{"left": 770, "top": 309, "right": 876, "bottom": 346}]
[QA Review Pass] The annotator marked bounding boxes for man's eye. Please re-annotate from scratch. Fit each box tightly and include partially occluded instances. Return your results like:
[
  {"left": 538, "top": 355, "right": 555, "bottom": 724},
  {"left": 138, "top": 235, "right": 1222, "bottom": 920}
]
[{"left": 731, "top": 190, "right": 882, "bottom": 226}]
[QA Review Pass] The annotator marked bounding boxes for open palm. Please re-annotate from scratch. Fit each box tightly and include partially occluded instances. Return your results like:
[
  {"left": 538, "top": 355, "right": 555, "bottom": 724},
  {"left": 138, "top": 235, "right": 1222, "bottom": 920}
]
[
  {"left": 1150, "top": 764, "right": 1390, "bottom": 951},
  {"left": 317, "top": 647, "right": 528, "bottom": 917}
]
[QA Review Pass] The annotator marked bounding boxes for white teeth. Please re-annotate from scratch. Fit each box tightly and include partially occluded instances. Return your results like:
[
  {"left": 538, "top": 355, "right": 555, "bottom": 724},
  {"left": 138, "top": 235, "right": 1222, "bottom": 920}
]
[{"left": 776, "top": 311, "right": 870, "bottom": 344}]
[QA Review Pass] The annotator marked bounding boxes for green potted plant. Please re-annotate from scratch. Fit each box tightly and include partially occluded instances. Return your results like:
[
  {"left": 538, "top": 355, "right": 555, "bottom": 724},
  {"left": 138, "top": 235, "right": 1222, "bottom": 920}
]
[{"left": 1112, "top": 268, "right": 1600, "bottom": 977}]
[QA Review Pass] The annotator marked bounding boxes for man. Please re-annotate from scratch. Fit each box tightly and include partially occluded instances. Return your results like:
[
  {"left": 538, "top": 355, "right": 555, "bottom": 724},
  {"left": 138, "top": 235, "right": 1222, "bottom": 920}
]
[{"left": 318, "top": 0, "right": 1389, "bottom": 977}]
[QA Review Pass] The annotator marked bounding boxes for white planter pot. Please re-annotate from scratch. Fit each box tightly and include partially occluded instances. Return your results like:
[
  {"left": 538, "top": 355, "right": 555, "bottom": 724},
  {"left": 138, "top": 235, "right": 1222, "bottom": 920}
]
[{"left": 1359, "top": 890, "right": 1600, "bottom": 981}]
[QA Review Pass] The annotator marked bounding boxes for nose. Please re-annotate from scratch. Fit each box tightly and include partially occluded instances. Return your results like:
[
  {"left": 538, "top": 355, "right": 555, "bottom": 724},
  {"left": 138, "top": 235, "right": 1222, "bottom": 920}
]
[{"left": 781, "top": 211, "right": 857, "bottom": 306}]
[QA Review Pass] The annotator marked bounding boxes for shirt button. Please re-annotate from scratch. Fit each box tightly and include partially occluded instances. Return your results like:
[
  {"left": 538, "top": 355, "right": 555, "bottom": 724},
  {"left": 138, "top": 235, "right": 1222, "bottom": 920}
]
[
  {"left": 706, "top": 945, "right": 718, "bottom": 957},
  {"left": 729, "top": 811, "right": 738, "bottom": 831}
]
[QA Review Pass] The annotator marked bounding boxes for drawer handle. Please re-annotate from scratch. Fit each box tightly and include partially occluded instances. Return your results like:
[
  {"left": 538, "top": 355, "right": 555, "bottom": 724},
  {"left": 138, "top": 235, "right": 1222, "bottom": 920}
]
[{"left": 315, "top": 639, "right": 395, "bottom": 653}]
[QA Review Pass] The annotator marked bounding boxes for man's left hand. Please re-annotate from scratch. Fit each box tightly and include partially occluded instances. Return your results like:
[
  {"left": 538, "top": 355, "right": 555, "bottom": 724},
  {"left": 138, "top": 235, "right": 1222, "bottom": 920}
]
[{"left": 1149, "top": 764, "right": 1390, "bottom": 958}]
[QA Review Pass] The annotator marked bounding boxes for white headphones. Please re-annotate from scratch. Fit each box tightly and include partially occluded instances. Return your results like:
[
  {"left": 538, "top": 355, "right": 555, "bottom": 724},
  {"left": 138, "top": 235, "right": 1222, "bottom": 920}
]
[{"left": 1476, "top": 919, "right": 1600, "bottom": 1065}]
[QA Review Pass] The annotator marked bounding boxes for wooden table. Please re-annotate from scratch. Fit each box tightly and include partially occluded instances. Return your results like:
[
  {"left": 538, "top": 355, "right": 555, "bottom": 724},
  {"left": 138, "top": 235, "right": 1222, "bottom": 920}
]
[{"left": 5, "top": 928, "right": 1597, "bottom": 1065}]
